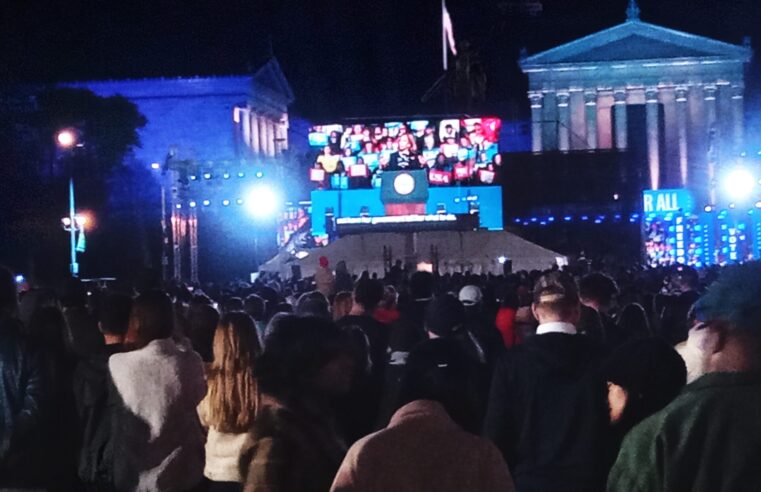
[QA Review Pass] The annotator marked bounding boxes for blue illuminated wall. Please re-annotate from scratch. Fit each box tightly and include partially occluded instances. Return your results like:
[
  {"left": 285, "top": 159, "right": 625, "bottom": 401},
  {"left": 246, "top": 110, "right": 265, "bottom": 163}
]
[{"left": 311, "top": 186, "right": 503, "bottom": 236}]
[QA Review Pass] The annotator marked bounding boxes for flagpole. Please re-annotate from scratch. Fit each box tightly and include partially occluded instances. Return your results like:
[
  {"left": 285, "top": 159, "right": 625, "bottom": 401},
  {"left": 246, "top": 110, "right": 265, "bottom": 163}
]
[{"left": 442, "top": 0, "right": 447, "bottom": 71}]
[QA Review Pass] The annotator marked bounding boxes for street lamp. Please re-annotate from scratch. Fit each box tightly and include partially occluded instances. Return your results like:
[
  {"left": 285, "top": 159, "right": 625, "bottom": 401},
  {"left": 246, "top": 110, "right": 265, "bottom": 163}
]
[{"left": 57, "top": 129, "right": 83, "bottom": 276}]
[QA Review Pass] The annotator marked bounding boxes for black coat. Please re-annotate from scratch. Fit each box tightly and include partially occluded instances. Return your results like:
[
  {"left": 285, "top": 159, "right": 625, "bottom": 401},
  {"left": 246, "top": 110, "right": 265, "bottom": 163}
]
[
  {"left": 0, "top": 317, "right": 44, "bottom": 485},
  {"left": 483, "top": 332, "right": 608, "bottom": 492},
  {"left": 72, "top": 343, "right": 124, "bottom": 488}
]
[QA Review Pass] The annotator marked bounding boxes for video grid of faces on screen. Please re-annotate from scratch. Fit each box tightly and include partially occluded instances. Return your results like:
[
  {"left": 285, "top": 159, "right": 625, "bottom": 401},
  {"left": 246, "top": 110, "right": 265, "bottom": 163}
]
[{"left": 307, "top": 118, "right": 502, "bottom": 188}]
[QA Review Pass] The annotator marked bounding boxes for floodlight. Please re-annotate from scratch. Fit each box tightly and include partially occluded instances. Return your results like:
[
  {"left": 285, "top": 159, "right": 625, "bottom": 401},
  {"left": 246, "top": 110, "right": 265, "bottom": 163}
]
[
  {"left": 723, "top": 167, "right": 756, "bottom": 200},
  {"left": 151, "top": 162, "right": 161, "bottom": 170},
  {"left": 74, "top": 215, "right": 88, "bottom": 227},
  {"left": 498, "top": 256, "right": 507, "bottom": 264},
  {"left": 61, "top": 217, "right": 72, "bottom": 227},
  {"left": 245, "top": 185, "right": 281, "bottom": 218}
]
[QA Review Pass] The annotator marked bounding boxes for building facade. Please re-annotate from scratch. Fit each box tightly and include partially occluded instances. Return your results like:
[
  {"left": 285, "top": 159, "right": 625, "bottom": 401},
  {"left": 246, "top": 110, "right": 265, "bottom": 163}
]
[{"left": 520, "top": 0, "right": 752, "bottom": 198}]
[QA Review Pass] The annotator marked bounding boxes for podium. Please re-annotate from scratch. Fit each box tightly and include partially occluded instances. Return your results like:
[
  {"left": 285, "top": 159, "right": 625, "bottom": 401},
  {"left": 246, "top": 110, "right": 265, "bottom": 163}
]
[{"left": 380, "top": 170, "right": 429, "bottom": 216}]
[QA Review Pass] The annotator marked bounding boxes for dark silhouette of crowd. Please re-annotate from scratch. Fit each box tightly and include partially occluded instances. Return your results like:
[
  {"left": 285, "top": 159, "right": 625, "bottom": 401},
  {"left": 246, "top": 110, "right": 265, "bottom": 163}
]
[{"left": 1, "top": 258, "right": 761, "bottom": 491}]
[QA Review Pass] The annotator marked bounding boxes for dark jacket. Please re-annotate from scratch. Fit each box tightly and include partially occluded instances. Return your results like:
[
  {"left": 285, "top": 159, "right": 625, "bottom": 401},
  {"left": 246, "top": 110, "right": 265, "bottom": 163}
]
[
  {"left": 0, "top": 317, "right": 44, "bottom": 484},
  {"left": 72, "top": 343, "right": 124, "bottom": 488},
  {"left": 608, "top": 372, "right": 761, "bottom": 492},
  {"left": 240, "top": 395, "right": 346, "bottom": 492},
  {"left": 483, "top": 332, "right": 608, "bottom": 492}
]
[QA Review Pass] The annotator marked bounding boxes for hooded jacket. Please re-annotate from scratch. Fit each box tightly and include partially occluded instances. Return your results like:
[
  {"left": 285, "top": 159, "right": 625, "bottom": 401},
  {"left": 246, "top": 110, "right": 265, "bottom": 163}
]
[{"left": 483, "top": 332, "right": 608, "bottom": 492}]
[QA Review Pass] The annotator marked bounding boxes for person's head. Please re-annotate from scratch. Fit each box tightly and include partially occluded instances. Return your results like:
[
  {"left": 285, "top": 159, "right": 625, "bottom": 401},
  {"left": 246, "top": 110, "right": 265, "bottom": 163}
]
[
  {"left": 0, "top": 266, "right": 17, "bottom": 318},
  {"left": 353, "top": 278, "right": 384, "bottom": 313},
  {"left": 532, "top": 271, "right": 581, "bottom": 325},
  {"left": 579, "top": 272, "right": 619, "bottom": 314},
  {"left": 98, "top": 293, "right": 133, "bottom": 343},
  {"left": 221, "top": 297, "right": 244, "bottom": 314},
  {"left": 458, "top": 285, "right": 483, "bottom": 309},
  {"left": 672, "top": 265, "right": 700, "bottom": 293},
  {"left": 410, "top": 271, "right": 434, "bottom": 301},
  {"left": 256, "top": 316, "right": 356, "bottom": 400},
  {"left": 125, "top": 290, "right": 175, "bottom": 349},
  {"left": 685, "top": 262, "right": 761, "bottom": 378},
  {"left": 188, "top": 302, "right": 220, "bottom": 362},
  {"left": 332, "top": 291, "right": 353, "bottom": 321},
  {"left": 27, "top": 305, "right": 67, "bottom": 347},
  {"left": 400, "top": 338, "right": 480, "bottom": 432},
  {"left": 206, "top": 312, "right": 262, "bottom": 432},
  {"left": 602, "top": 338, "right": 686, "bottom": 431},
  {"left": 336, "top": 260, "right": 348, "bottom": 274},
  {"left": 295, "top": 290, "right": 330, "bottom": 319},
  {"left": 381, "top": 285, "right": 398, "bottom": 310},
  {"left": 617, "top": 303, "right": 651, "bottom": 338},
  {"left": 424, "top": 294, "right": 465, "bottom": 338},
  {"left": 319, "top": 256, "right": 329, "bottom": 269},
  {"left": 244, "top": 294, "right": 265, "bottom": 321}
]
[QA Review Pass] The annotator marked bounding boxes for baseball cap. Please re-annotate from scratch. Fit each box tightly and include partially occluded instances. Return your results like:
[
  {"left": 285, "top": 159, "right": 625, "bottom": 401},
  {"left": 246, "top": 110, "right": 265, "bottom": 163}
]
[
  {"left": 533, "top": 271, "right": 579, "bottom": 304},
  {"left": 458, "top": 285, "right": 483, "bottom": 306},
  {"left": 692, "top": 262, "right": 761, "bottom": 332},
  {"left": 425, "top": 294, "right": 465, "bottom": 337}
]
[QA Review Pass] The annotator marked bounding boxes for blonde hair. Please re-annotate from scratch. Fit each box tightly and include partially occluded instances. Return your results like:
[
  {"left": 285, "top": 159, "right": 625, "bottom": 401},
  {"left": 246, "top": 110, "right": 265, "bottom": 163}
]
[{"left": 204, "top": 312, "right": 261, "bottom": 433}]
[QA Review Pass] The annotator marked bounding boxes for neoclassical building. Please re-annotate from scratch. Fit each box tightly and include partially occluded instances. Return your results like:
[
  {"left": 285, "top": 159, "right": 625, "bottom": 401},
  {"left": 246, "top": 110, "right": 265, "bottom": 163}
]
[{"left": 520, "top": 0, "right": 752, "bottom": 196}]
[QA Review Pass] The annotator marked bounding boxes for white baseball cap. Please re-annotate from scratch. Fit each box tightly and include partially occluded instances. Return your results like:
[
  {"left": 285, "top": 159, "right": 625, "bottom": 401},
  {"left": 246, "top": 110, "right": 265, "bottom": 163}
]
[{"left": 458, "top": 285, "right": 483, "bottom": 306}]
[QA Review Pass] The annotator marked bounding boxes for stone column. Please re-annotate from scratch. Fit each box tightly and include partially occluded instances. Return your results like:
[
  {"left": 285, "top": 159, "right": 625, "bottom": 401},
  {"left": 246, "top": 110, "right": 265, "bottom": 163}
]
[
  {"left": 258, "top": 116, "right": 269, "bottom": 156},
  {"left": 557, "top": 92, "right": 571, "bottom": 152},
  {"left": 704, "top": 85, "right": 718, "bottom": 203},
  {"left": 675, "top": 87, "right": 689, "bottom": 187},
  {"left": 241, "top": 108, "right": 251, "bottom": 148},
  {"left": 250, "top": 111, "right": 260, "bottom": 154},
  {"left": 529, "top": 91, "right": 543, "bottom": 152},
  {"left": 584, "top": 90, "right": 598, "bottom": 150},
  {"left": 731, "top": 84, "right": 745, "bottom": 154},
  {"left": 613, "top": 89, "right": 628, "bottom": 150},
  {"left": 646, "top": 87, "right": 660, "bottom": 190}
]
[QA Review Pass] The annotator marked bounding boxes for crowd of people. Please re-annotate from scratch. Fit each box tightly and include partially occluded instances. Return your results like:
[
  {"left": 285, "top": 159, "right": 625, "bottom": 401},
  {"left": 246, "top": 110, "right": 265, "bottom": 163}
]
[
  {"left": 309, "top": 119, "right": 502, "bottom": 189},
  {"left": 1, "top": 257, "right": 760, "bottom": 491}
]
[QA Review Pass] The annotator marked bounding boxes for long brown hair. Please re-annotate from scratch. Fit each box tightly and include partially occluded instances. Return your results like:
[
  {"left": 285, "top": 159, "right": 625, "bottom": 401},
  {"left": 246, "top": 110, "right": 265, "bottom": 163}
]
[{"left": 204, "top": 312, "right": 261, "bottom": 433}]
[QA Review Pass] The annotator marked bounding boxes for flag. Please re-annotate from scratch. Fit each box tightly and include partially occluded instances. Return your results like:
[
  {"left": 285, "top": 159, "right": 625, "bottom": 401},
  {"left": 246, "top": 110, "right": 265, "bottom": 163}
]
[
  {"left": 442, "top": 0, "right": 457, "bottom": 70},
  {"left": 76, "top": 229, "right": 86, "bottom": 253}
]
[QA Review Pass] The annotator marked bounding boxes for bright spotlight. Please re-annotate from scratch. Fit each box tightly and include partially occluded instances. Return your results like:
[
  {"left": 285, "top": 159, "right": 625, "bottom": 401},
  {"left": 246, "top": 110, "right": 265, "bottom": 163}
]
[
  {"left": 56, "top": 130, "right": 76, "bottom": 148},
  {"left": 756, "top": 201, "right": 761, "bottom": 209},
  {"left": 74, "top": 214, "right": 88, "bottom": 227},
  {"left": 245, "top": 186, "right": 280, "bottom": 218},
  {"left": 724, "top": 168, "right": 756, "bottom": 200},
  {"left": 150, "top": 162, "right": 161, "bottom": 170},
  {"left": 222, "top": 199, "right": 230, "bottom": 206},
  {"left": 497, "top": 256, "right": 507, "bottom": 264},
  {"left": 704, "top": 205, "right": 713, "bottom": 213}
]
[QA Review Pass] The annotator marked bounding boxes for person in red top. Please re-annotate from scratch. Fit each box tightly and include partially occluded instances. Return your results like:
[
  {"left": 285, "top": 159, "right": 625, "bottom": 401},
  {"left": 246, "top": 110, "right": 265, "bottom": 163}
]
[
  {"left": 494, "top": 290, "right": 520, "bottom": 348},
  {"left": 374, "top": 285, "right": 400, "bottom": 325}
]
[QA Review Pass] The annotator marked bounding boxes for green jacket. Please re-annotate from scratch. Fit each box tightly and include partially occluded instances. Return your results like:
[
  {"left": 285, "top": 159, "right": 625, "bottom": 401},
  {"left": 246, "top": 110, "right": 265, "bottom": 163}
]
[{"left": 608, "top": 371, "right": 761, "bottom": 492}]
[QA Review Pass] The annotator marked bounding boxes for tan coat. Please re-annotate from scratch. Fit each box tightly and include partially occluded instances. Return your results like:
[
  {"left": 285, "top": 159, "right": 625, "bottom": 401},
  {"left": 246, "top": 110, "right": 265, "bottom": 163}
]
[{"left": 331, "top": 400, "right": 515, "bottom": 492}]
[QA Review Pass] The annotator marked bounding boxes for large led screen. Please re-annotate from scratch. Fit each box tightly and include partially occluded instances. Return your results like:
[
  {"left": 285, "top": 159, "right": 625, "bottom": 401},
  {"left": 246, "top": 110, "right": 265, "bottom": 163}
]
[{"left": 307, "top": 117, "right": 502, "bottom": 188}]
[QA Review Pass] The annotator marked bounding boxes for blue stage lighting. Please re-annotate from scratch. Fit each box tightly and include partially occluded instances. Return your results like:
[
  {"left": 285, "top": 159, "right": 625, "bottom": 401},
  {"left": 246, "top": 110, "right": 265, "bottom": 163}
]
[
  {"left": 238, "top": 172, "right": 245, "bottom": 178},
  {"left": 236, "top": 199, "right": 244, "bottom": 205},
  {"left": 704, "top": 205, "right": 713, "bottom": 212},
  {"left": 222, "top": 199, "right": 230, "bottom": 206},
  {"left": 581, "top": 215, "right": 589, "bottom": 221},
  {"left": 256, "top": 171, "right": 264, "bottom": 178},
  {"left": 202, "top": 200, "right": 210, "bottom": 206},
  {"left": 203, "top": 173, "right": 212, "bottom": 180},
  {"left": 564, "top": 216, "right": 572, "bottom": 221},
  {"left": 724, "top": 167, "right": 755, "bottom": 200},
  {"left": 245, "top": 185, "right": 281, "bottom": 218},
  {"left": 189, "top": 175, "right": 197, "bottom": 181},
  {"left": 14, "top": 275, "right": 24, "bottom": 284},
  {"left": 175, "top": 203, "right": 182, "bottom": 209},
  {"left": 151, "top": 162, "right": 161, "bottom": 170},
  {"left": 189, "top": 201, "right": 197, "bottom": 208},
  {"left": 223, "top": 173, "right": 231, "bottom": 179}
]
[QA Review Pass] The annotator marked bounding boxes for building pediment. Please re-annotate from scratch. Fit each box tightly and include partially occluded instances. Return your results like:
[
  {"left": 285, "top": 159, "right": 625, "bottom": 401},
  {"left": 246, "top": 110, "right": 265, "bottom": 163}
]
[
  {"left": 250, "top": 58, "right": 295, "bottom": 114},
  {"left": 521, "top": 19, "right": 751, "bottom": 68}
]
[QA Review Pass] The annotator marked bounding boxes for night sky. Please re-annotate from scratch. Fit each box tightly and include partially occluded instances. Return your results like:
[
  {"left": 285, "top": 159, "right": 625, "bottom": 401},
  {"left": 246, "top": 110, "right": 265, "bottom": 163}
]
[{"left": 2, "top": 0, "right": 761, "bottom": 119}]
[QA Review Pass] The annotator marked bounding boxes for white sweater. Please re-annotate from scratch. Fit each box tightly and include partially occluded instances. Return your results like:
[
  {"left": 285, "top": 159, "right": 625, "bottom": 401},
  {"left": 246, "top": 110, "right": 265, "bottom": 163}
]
[{"left": 109, "top": 338, "right": 207, "bottom": 492}]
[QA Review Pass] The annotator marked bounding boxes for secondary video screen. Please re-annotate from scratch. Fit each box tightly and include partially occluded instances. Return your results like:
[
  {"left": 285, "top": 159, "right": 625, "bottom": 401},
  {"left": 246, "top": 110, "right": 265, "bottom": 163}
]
[{"left": 307, "top": 117, "right": 502, "bottom": 188}]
